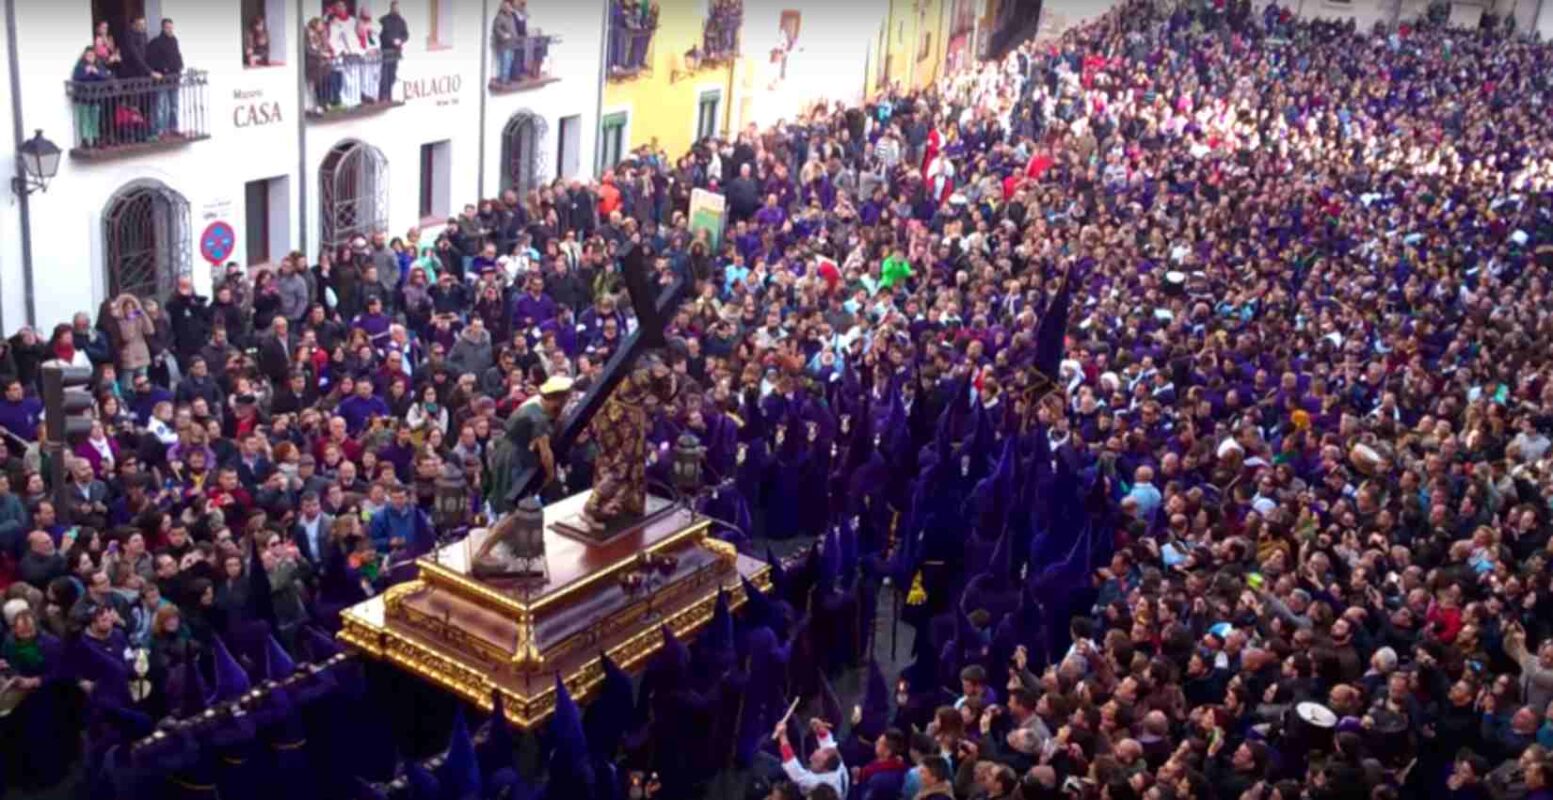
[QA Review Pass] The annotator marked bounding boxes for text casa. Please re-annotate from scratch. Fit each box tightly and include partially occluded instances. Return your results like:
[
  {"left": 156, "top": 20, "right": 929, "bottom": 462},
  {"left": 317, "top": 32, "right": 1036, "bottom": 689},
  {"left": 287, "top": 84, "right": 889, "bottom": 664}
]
[{"left": 233, "top": 89, "right": 283, "bottom": 128}]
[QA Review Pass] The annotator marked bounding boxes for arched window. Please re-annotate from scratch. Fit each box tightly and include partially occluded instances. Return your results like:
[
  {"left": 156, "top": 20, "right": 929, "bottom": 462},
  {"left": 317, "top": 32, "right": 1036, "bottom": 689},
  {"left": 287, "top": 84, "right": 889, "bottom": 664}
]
[
  {"left": 500, "top": 112, "right": 548, "bottom": 197},
  {"left": 102, "top": 181, "right": 191, "bottom": 301},
  {"left": 320, "top": 139, "right": 388, "bottom": 251}
]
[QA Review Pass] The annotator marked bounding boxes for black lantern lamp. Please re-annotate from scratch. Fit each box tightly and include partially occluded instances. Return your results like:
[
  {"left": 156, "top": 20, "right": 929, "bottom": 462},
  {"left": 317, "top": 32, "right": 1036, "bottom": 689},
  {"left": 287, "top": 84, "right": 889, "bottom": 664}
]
[
  {"left": 510, "top": 496, "right": 547, "bottom": 575},
  {"left": 13, "top": 130, "right": 61, "bottom": 196},
  {"left": 672, "top": 432, "right": 705, "bottom": 499},
  {"left": 432, "top": 465, "right": 469, "bottom": 532}
]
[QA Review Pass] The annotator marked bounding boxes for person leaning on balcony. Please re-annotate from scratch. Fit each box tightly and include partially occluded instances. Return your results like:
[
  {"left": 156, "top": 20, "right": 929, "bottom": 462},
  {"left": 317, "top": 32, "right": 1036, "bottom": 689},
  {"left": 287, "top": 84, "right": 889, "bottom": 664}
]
[
  {"left": 635, "top": 2, "right": 660, "bottom": 70},
  {"left": 624, "top": 0, "right": 646, "bottom": 71},
  {"left": 492, "top": 0, "right": 519, "bottom": 83},
  {"left": 119, "top": 17, "right": 152, "bottom": 79},
  {"left": 513, "top": 0, "right": 533, "bottom": 77},
  {"left": 146, "top": 19, "right": 183, "bottom": 81},
  {"left": 355, "top": 7, "right": 381, "bottom": 105},
  {"left": 327, "top": 1, "right": 360, "bottom": 109},
  {"left": 378, "top": 1, "right": 407, "bottom": 102},
  {"left": 608, "top": 0, "right": 627, "bottom": 72},
  {"left": 305, "top": 17, "right": 335, "bottom": 110},
  {"left": 92, "top": 21, "right": 122, "bottom": 74},
  {"left": 145, "top": 19, "right": 183, "bottom": 136},
  {"left": 71, "top": 47, "right": 109, "bottom": 148}
]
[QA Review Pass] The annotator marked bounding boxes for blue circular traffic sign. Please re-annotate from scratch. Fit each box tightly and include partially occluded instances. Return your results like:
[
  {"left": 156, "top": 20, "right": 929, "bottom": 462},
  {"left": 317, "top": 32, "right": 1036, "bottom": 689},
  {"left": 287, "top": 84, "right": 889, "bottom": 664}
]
[{"left": 200, "top": 221, "right": 236, "bottom": 264}]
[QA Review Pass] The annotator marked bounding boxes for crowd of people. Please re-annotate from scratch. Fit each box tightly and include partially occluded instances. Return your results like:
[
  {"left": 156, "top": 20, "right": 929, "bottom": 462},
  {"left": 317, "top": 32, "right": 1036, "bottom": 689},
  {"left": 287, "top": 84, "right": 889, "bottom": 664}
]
[
  {"left": 10, "top": 0, "right": 1553, "bottom": 797},
  {"left": 304, "top": 0, "right": 409, "bottom": 112}
]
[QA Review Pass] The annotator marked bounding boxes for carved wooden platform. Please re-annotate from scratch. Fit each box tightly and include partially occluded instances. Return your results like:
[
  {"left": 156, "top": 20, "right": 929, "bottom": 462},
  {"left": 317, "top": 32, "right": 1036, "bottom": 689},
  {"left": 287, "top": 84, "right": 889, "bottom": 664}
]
[
  {"left": 550, "top": 493, "right": 676, "bottom": 546},
  {"left": 338, "top": 490, "right": 768, "bottom": 728}
]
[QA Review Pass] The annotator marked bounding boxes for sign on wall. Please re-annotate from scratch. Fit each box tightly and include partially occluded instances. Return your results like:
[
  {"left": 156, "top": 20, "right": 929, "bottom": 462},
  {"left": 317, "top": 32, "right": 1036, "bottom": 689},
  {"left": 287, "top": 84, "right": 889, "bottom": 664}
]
[
  {"left": 201, "top": 197, "right": 235, "bottom": 224},
  {"left": 232, "top": 88, "right": 285, "bottom": 129},
  {"left": 399, "top": 74, "right": 464, "bottom": 107},
  {"left": 200, "top": 221, "right": 237, "bottom": 265}
]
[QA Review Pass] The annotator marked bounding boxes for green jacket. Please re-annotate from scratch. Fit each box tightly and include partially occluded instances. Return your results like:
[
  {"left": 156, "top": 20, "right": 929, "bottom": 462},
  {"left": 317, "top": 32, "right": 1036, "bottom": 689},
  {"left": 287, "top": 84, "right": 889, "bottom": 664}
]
[{"left": 879, "top": 255, "right": 912, "bottom": 291}]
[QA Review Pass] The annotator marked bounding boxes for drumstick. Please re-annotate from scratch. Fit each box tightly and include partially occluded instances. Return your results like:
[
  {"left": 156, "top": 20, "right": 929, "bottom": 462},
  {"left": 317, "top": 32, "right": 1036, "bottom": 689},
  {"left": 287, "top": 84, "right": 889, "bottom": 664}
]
[
  {"left": 778, "top": 696, "right": 801, "bottom": 727},
  {"left": 771, "top": 696, "right": 802, "bottom": 740}
]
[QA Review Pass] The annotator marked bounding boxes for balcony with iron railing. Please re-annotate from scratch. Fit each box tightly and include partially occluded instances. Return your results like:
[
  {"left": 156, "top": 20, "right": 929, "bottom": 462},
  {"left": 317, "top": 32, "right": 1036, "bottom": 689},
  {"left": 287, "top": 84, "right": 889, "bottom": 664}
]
[
  {"left": 64, "top": 70, "right": 211, "bottom": 160},
  {"left": 489, "top": 34, "right": 561, "bottom": 93},
  {"left": 306, "top": 50, "right": 406, "bottom": 122},
  {"left": 607, "top": 19, "right": 657, "bottom": 80},
  {"left": 698, "top": 15, "right": 741, "bottom": 67}
]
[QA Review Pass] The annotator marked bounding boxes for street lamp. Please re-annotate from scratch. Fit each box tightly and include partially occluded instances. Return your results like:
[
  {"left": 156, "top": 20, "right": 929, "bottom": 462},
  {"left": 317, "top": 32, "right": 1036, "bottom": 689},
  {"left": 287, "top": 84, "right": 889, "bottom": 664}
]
[{"left": 12, "top": 130, "right": 60, "bottom": 196}]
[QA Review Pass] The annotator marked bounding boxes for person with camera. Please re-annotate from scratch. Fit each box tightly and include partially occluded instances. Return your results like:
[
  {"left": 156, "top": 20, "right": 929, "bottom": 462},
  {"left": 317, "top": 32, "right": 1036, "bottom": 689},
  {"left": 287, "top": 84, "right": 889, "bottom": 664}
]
[{"left": 110, "top": 293, "right": 156, "bottom": 393}]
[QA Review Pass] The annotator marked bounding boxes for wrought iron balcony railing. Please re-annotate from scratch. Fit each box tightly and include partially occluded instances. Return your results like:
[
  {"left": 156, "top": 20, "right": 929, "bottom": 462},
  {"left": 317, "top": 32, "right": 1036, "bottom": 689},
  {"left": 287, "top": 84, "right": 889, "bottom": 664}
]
[
  {"left": 490, "top": 34, "right": 561, "bottom": 91},
  {"left": 700, "top": 20, "right": 740, "bottom": 66},
  {"left": 306, "top": 50, "right": 405, "bottom": 121},
  {"left": 607, "top": 21, "right": 657, "bottom": 78},
  {"left": 64, "top": 69, "right": 211, "bottom": 159}
]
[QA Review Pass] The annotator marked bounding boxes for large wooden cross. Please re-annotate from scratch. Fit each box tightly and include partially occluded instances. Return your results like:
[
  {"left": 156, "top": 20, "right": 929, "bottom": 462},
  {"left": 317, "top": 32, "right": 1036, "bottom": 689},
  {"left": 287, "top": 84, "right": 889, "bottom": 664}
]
[{"left": 505, "top": 244, "right": 690, "bottom": 506}]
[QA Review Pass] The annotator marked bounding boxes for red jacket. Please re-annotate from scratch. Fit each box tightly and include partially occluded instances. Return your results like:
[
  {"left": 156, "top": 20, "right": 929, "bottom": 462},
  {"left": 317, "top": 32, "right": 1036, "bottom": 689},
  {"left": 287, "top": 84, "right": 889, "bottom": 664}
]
[
  {"left": 858, "top": 756, "right": 907, "bottom": 784},
  {"left": 597, "top": 179, "right": 622, "bottom": 217},
  {"left": 1426, "top": 602, "right": 1463, "bottom": 644}
]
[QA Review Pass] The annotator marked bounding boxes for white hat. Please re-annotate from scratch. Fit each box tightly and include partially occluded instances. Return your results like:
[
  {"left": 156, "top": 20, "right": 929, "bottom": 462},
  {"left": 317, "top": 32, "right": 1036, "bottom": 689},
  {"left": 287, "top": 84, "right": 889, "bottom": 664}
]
[
  {"left": 2, "top": 598, "right": 29, "bottom": 627},
  {"left": 539, "top": 376, "right": 575, "bottom": 397}
]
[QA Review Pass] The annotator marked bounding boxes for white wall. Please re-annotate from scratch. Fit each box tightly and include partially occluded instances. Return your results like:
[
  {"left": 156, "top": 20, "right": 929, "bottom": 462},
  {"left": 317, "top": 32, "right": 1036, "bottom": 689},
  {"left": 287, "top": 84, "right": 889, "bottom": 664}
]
[
  {"left": 1536, "top": 0, "right": 1553, "bottom": 37},
  {"left": 737, "top": 0, "right": 889, "bottom": 129},
  {"left": 0, "top": 0, "right": 605, "bottom": 331}
]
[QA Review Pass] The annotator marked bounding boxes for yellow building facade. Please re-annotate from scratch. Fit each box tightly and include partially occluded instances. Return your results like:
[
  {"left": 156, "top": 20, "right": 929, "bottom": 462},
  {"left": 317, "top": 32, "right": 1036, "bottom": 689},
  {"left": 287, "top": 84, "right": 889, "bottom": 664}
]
[
  {"left": 865, "top": 0, "right": 989, "bottom": 97},
  {"left": 599, "top": 0, "right": 895, "bottom": 166},
  {"left": 600, "top": 0, "right": 743, "bottom": 166}
]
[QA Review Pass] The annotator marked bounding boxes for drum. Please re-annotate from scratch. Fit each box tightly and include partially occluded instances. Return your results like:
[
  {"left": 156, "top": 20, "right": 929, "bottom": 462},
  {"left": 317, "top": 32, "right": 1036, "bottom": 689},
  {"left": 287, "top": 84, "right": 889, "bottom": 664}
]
[
  {"left": 1164, "top": 270, "right": 1187, "bottom": 297},
  {"left": 1366, "top": 709, "right": 1412, "bottom": 767},
  {"left": 1349, "top": 442, "right": 1383, "bottom": 477},
  {"left": 1286, "top": 701, "right": 1338, "bottom": 755},
  {"left": 1186, "top": 272, "right": 1211, "bottom": 297}
]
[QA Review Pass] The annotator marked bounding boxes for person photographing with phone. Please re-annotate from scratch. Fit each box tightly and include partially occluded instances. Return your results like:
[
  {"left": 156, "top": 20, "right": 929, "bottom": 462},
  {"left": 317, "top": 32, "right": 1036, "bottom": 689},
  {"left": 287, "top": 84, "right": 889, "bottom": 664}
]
[{"left": 110, "top": 293, "right": 157, "bottom": 393}]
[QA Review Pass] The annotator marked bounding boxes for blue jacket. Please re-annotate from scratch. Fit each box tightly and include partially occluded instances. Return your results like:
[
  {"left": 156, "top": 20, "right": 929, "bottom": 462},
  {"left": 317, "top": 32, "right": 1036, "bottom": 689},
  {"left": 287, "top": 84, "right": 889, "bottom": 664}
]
[
  {"left": 0, "top": 397, "right": 42, "bottom": 442},
  {"left": 368, "top": 503, "right": 433, "bottom": 554},
  {"left": 337, "top": 394, "right": 391, "bottom": 434}
]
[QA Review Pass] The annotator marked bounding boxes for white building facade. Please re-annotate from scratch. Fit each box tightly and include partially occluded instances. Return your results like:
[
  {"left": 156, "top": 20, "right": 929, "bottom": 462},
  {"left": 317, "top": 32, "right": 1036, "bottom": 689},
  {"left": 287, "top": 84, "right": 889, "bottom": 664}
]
[
  {"left": 0, "top": 0, "right": 607, "bottom": 332},
  {"left": 734, "top": 0, "right": 888, "bottom": 130}
]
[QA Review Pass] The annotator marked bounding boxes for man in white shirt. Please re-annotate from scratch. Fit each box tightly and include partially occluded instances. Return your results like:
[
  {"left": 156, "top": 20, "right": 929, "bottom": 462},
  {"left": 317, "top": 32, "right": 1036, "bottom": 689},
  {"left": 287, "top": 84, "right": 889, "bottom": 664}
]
[
  {"left": 777, "top": 718, "right": 848, "bottom": 797},
  {"left": 146, "top": 401, "right": 179, "bottom": 447}
]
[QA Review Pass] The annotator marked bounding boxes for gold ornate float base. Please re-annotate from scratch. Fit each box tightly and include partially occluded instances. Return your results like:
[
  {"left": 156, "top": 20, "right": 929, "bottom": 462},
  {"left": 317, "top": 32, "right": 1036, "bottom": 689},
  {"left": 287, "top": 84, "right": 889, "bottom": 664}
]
[{"left": 339, "top": 490, "right": 768, "bottom": 728}]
